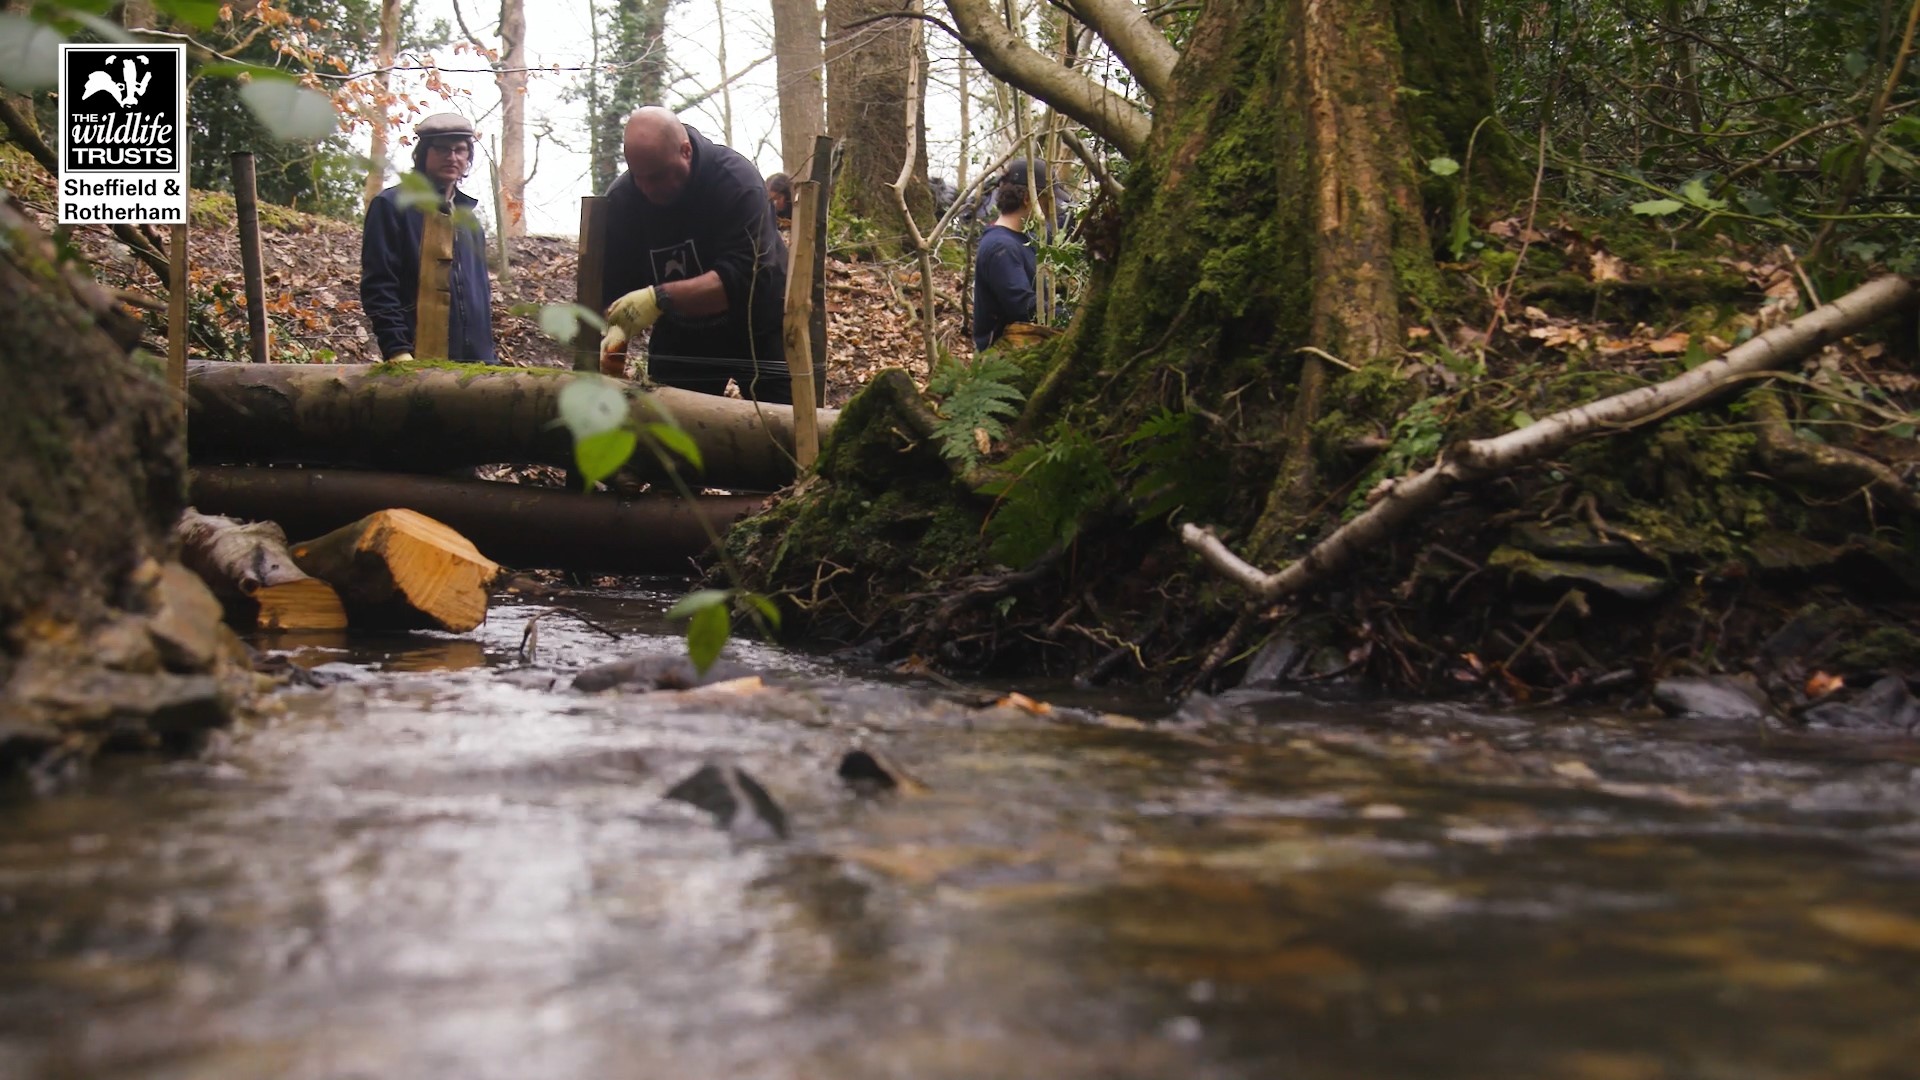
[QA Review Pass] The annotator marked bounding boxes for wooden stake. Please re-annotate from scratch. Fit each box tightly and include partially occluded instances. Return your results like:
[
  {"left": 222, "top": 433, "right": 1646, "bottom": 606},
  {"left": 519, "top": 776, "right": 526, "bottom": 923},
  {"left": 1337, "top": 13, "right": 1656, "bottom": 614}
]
[
  {"left": 415, "top": 208, "right": 454, "bottom": 361},
  {"left": 573, "top": 195, "right": 607, "bottom": 371},
  {"left": 808, "top": 134, "right": 834, "bottom": 382},
  {"left": 231, "top": 151, "right": 270, "bottom": 362},
  {"left": 291, "top": 508, "right": 500, "bottom": 633},
  {"left": 167, "top": 221, "right": 187, "bottom": 408},
  {"left": 783, "top": 179, "right": 821, "bottom": 468}
]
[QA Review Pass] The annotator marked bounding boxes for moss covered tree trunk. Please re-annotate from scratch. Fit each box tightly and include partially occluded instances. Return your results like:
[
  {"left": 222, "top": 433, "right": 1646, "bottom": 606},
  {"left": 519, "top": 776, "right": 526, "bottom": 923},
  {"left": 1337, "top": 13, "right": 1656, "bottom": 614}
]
[
  {"left": 1035, "top": 0, "right": 1505, "bottom": 560},
  {"left": 824, "top": 0, "right": 933, "bottom": 255},
  {"left": 0, "top": 202, "right": 184, "bottom": 660},
  {"left": 0, "top": 200, "right": 248, "bottom": 767}
]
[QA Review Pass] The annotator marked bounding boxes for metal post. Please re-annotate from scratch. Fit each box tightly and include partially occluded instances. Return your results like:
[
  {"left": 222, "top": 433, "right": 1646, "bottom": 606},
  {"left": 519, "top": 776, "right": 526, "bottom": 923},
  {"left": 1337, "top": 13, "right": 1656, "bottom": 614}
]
[{"left": 230, "top": 151, "right": 270, "bottom": 362}]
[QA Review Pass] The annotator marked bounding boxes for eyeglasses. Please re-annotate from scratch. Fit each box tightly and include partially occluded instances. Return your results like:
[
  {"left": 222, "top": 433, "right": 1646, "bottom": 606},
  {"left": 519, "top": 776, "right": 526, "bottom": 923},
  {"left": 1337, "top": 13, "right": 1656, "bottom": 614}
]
[{"left": 427, "top": 141, "right": 473, "bottom": 159}]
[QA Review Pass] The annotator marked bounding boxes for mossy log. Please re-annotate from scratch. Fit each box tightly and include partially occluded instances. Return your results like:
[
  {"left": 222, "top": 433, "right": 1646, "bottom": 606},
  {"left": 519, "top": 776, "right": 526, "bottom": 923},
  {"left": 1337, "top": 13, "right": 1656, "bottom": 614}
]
[
  {"left": 177, "top": 509, "right": 348, "bottom": 632},
  {"left": 291, "top": 508, "right": 501, "bottom": 633},
  {"left": 186, "top": 361, "right": 841, "bottom": 492},
  {"left": 190, "top": 466, "right": 762, "bottom": 574}
]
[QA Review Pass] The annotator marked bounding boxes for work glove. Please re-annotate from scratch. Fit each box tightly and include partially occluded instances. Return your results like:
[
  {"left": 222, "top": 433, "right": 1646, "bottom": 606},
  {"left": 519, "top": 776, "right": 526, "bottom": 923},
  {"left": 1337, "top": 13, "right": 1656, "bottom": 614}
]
[
  {"left": 387, "top": 351, "right": 414, "bottom": 363},
  {"left": 605, "top": 286, "right": 664, "bottom": 336},
  {"left": 598, "top": 325, "right": 630, "bottom": 378}
]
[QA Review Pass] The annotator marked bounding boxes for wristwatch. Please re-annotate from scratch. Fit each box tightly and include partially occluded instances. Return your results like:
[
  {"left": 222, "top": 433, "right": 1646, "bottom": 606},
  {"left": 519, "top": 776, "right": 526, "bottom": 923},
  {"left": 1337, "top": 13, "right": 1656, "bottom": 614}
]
[{"left": 654, "top": 284, "right": 678, "bottom": 321}]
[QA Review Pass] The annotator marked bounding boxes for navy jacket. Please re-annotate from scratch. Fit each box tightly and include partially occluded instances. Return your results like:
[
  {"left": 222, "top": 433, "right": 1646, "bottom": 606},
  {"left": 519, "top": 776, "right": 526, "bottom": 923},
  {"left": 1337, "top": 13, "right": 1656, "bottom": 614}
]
[
  {"left": 972, "top": 223, "right": 1035, "bottom": 350},
  {"left": 600, "top": 125, "right": 788, "bottom": 372},
  {"left": 360, "top": 176, "right": 496, "bottom": 362}
]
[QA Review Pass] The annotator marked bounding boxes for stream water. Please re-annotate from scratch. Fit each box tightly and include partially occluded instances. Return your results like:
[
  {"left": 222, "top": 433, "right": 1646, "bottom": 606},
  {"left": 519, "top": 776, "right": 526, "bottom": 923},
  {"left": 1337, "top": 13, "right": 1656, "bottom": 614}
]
[{"left": 2, "top": 587, "right": 1918, "bottom": 1079}]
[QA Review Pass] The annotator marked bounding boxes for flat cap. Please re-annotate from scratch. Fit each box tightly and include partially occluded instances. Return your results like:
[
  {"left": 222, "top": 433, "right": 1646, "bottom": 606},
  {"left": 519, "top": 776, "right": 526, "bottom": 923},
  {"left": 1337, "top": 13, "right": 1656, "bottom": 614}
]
[{"left": 414, "top": 112, "right": 476, "bottom": 140}]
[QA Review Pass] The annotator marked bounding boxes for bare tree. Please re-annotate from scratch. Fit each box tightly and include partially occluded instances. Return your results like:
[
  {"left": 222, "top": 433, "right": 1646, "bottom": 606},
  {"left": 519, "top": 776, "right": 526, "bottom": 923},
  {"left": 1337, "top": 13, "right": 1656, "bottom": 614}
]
[
  {"left": 498, "top": 0, "right": 528, "bottom": 237},
  {"left": 770, "top": 0, "right": 825, "bottom": 177},
  {"left": 825, "top": 0, "right": 933, "bottom": 254},
  {"left": 363, "top": 0, "right": 402, "bottom": 207}
]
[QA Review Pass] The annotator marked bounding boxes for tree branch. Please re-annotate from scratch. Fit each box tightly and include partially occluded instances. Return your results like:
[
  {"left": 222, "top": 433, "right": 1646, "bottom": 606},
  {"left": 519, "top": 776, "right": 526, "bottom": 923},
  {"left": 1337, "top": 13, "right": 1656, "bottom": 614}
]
[
  {"left": 1056, "top": 0, "right": 1177, "bottom": 102},
  {"left": 0, "top": 95, "right": 170, "bottom": 281},
  {"left": 937, "top": 0, "right": 1151, "bottom": 159},
  {"left": 1184, "top": 274, "right": 1919, "bottom": 602}
]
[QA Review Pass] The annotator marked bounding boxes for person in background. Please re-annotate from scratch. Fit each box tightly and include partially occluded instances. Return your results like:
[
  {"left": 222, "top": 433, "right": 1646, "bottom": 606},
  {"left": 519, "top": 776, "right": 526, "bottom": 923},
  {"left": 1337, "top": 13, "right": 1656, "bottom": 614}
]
[
  {"left": 766, "top": 172, "right": 793, "bottom": 226},
  {"left": 359, "top": 112, "right": 496, "bottom": 363},
  {"left": 597, "top": 107, "right": 814, "bottom": 404},
  {"left": 928, "top": 175, "right": 957, "bottom": 219},
  {"left": 971, "top": 175, "right": 1036, "bottom": 352}
]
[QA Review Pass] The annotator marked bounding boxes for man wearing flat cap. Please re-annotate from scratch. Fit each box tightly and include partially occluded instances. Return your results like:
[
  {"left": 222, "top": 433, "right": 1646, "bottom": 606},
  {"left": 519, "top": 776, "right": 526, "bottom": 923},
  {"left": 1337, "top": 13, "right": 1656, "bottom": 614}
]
[{"left": 360, "top": 111, "right": 497, "bottom": 363}]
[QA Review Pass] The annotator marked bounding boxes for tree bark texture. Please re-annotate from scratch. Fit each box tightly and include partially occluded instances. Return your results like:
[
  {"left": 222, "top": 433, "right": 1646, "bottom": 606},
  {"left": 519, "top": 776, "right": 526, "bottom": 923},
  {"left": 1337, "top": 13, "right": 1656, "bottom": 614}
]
[
  {"left": 498, "top": 0, "right": 529, "bottom": 237},
  {"left": 190, "top": 467, "right": 764, "bottom": 574},
  {"left": 1013, "top": 0, "right": 1504, "bottom": 561},
  {"left": 825, "top": 0, "right": 933, "bottom": 253},
  {"left": 185, "top": 362, "right": 839, "bottom": 492},
  {"left": 771, "top": 0, "right": 826, "bottom": 177},
  {"left": 364, "top": 0, "right": 402, "bottom": 207}
]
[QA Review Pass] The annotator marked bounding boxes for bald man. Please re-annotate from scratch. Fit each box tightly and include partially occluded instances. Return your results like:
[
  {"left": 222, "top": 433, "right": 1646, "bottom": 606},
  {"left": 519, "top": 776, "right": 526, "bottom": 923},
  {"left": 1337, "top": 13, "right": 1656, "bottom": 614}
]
[{"left": 598, "top": 107, "right": 809, "bottom": 403}]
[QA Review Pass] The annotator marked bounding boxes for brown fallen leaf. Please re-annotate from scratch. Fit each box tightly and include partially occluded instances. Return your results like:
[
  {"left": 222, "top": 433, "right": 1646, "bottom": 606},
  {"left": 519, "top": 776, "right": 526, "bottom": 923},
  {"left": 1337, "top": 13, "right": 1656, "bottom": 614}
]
[
  {"left": 1646, "top": 332, "right": 1691, "bottom": 355},
  {"left": 1590, "top": 250, "right": 1627, "bottom": 283},
  {"left": 1809, "top": 905, "right": 1920, "bottom": 952}
]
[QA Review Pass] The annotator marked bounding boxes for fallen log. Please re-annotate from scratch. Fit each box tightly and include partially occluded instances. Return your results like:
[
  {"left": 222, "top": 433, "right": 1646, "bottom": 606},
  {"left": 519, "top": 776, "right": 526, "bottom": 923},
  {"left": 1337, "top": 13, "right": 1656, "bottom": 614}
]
[
  {"left": 190, "top": 467, "right": 763, "bottom": 574},
  {"left": 177, "top": 509, "right": 348, "bottom": 632},
  {"left": 1185, "top": 274, "right": 1917, "bottom": 601},
  {"left": 290, "top": 508, "right": 500, "bottom": 632},
  {"left": 186, "top": 360, "right": 840, "bottom": 492}
]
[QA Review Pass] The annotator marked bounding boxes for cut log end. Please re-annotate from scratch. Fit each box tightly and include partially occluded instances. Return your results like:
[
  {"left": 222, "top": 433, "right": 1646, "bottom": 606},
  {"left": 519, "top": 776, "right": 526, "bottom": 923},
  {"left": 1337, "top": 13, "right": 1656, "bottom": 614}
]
[{"left": 292, "top": 508, "right": 500, "bottom": 633}]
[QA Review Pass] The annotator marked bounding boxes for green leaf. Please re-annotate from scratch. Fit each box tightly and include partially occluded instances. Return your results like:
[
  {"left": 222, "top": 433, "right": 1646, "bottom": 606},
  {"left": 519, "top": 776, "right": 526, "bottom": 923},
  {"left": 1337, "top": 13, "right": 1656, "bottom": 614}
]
[
  {"left": 1844, "top": 51, "right": 1870, "bottom": 79},
  {"left": 668, "top": 589, "right": 733, "bottom": 620},
  {"left": 557, "top": 375, "right": 629, "bottom": 438},
  {"left": 574, "top": 428, "right": 636, "bottom": 489},
  {"left": 154, "top": 0, "right": 222, "bottom": 28},
  {"left": 238, "top": 79, "right": 338, "bottom": 141},
  {"left": 1679, "top": 178, "right": 1728, "bottom": 211},
  {"left": 1510, "top": 410, "right": 1535, "bottom": 429},
  {"left": 643, "top": 422, "right": 704, "bottom": 471},
  {"left": 741, "top": 592, "right": 782, "bottom": 630},
  {"left": 685, "top": 603, "right": 730, "bottom": 675},
  {"left": 1891, "top": 423, "right": 1916, "bottom": 440},
  {"left": 1631, "top": 198, "right": 1686, "bottom": 217},
  {"left": 1448, "top": 210, "right": 1472, "bottom": 261},
  {"left": 67, "top": 12, "right": 135, "bottom": 42},
  {"left": 0, "top": 16, "right": 65, "bottom": 91},
  {"left": 1427, "top": 156, "right": 1460, "bottom": 177},
  {"left": 539, "top": 303, "right": 583, "bottom": 342}
]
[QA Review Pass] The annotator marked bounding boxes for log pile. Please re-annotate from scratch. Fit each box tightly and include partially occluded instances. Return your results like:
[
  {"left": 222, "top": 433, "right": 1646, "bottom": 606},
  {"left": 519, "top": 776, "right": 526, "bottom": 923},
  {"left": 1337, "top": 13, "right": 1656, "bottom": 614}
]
[{"left": 178, "top": 507, "right": 498, "bottom": 634}]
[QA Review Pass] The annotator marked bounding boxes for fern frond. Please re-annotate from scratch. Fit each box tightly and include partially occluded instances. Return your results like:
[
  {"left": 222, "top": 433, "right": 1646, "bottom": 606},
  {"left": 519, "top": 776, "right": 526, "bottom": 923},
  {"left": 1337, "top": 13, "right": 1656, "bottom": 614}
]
[{"left": 927, "top": 355, "right": 1027, "bottom": 469}]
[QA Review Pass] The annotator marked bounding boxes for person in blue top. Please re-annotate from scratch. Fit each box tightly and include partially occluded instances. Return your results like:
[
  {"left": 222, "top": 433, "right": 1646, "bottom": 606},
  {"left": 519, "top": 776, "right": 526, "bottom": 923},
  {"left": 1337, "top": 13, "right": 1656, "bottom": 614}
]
[
  {"left": 972, "top": 175, "right": 1036, "bottom": 351},
  {"left": 359, "top": 112, "right": 497, "bottom": 363}
]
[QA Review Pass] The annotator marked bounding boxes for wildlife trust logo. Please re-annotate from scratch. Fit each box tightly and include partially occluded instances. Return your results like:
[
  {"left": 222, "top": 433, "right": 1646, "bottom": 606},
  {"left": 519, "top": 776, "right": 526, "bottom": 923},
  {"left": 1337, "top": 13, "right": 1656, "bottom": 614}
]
[{"left": 58, "top": 44, "right": 187, "bottom": 225}]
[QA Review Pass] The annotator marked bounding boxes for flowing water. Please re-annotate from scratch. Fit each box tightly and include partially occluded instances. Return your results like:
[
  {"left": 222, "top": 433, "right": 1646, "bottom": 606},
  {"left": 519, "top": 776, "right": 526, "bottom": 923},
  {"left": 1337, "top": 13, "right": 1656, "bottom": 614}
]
[{"left": 2, "top": 588, "right": 1918, "bottom": 1079}]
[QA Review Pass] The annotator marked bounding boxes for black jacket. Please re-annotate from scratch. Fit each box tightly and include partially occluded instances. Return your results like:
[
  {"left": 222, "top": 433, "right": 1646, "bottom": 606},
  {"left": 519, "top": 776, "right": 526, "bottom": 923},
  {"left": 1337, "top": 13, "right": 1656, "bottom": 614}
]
[
  {"left": 360, "top": 176, "right": 496, "bottom": 362},
  {"left": 972, "top": 223, "right": 1035, "bottom": 350},
  {"left": 600, "top": 126, "right": 788, "bottom": 370}
]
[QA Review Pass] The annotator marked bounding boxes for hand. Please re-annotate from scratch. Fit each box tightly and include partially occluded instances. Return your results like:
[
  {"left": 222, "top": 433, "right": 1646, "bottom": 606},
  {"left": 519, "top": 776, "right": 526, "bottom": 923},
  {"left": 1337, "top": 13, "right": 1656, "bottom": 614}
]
[
  {"left": 605, "top": 286, "right": 664, "bottom": 335},
  {"left": 598, "top": 326, "right": 628, "bottom": 378},
  {"left": 388, "top": 351, "right": 414, "bottom": 363}
]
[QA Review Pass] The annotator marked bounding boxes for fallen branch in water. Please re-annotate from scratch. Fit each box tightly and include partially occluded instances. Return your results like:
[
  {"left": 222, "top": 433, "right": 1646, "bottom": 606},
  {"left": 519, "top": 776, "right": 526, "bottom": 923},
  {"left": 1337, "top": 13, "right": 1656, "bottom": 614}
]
[{"left": 1184, "top": 273, "right": 1917, "bottom": 601}]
